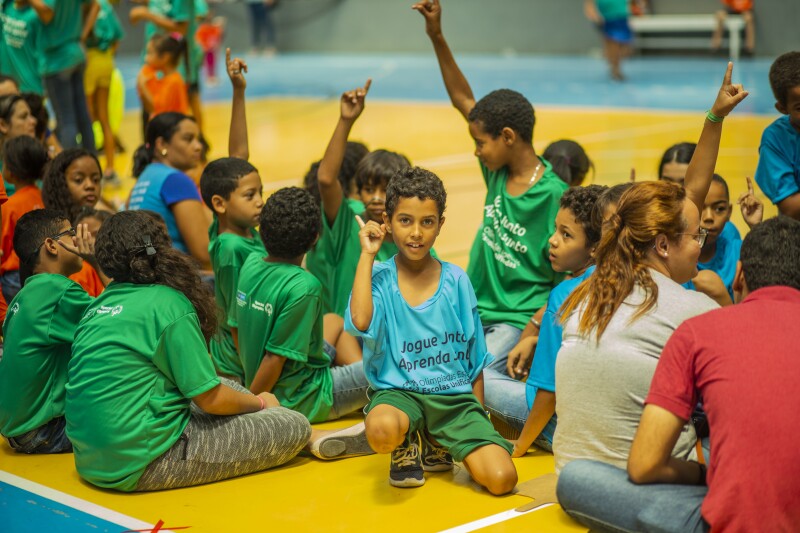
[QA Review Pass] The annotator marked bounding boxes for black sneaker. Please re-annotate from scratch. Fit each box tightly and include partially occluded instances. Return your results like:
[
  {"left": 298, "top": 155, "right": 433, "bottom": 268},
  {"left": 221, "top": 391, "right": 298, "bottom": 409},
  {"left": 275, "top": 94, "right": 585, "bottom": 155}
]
[
  {"left": 420, "top": 432, "right": 453, "bottom": 472},
  {"left": 389, "top": 433, "right": 425, "bottom": 488}
]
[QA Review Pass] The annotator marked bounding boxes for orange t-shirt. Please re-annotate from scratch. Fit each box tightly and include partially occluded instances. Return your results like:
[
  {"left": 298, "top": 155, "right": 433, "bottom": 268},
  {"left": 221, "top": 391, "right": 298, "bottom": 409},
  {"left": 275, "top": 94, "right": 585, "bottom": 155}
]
[
  {"left": 1, "top": 185, "right": 43, "bottom": 274},
  {"left": 722, "top": 0, "right": 753, "bottom": 12},
  {"left": 139, "top": 65, "right": 191, "bottom": 117},
  {"left": 195, "top": 23, "right": 223, "bottom": 52},
  {"left": 69, "top": 261, "right": 105, "bottom": 297}
]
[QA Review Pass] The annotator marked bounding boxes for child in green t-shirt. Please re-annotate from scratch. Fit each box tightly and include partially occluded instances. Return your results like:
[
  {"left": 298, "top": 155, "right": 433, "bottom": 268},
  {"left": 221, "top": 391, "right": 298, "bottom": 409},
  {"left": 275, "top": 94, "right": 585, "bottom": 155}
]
[
  {"left": 0, "top": 208, "right": 95, "bottom": 453},
  {"left": 414, "top": 0, "right": 567, "bottom": 376},
  {"left": 235, "top": 187, "right": 374, "bottom": 459}
]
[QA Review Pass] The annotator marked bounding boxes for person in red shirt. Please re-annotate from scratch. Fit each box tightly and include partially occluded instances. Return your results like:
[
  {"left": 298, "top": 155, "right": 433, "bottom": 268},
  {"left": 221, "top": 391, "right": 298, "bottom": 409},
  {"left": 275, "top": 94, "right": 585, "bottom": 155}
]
[
  {"left": 137, "top": 34, "right": 190, "bottom": 118},
  {"left": 712, "top": 0, "right": 754, "bottom": 54},
  {"left": 556, "top": 215, "right": 800, "bottom": 533}
]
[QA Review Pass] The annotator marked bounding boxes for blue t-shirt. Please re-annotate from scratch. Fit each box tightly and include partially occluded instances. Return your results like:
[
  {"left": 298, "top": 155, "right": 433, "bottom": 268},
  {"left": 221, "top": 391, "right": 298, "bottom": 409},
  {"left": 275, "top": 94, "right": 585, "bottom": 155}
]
[
  {"left": 524, "top": 266, "right": 595, "bottom": 443},
  {"left": 345, "top": 258, "right": 492, "bottom": 395},
  {"left": 755, "top": 115, "right": 800, "bottom": 205},
  {"left": 128, "top": 163, "right": 201, "bottom": 254},
  {"left": 697, "top": 221, "right": 741, "bottom": 300}
]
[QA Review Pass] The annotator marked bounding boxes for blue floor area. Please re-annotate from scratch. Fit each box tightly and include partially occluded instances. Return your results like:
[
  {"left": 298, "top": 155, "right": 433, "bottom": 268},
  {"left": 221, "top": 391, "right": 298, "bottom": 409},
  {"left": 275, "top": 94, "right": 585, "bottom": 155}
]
[{"left": 117, "top": 53, "right": 775, "bottom": 115}]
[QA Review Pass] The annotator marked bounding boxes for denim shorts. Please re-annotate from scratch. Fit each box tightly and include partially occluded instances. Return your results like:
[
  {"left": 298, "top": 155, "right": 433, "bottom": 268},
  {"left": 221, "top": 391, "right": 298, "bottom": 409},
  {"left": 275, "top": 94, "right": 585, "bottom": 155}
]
[{"left": 7, "top": 416, "right": 73, "bottom": 454}]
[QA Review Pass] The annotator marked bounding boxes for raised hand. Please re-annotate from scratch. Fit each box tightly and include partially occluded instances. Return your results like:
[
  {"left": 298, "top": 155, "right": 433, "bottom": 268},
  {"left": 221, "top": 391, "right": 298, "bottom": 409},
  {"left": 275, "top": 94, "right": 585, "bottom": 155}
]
[
  {"left": 711, "top": 62, "right": 749, "bottom": 118},
  {"left": 340, "top": 79, "right": 371, "bottom": 122},
  {"left": 58, "top": 223, "right": 96, "bottom": 262},
  {"left": 226, "top": 48, "right": 248, "bottom": 90},
  {"left": 412, "top": 0, "right": 442, "bottom": 37},
  {"left": 737, "top": 176, "right": 764, "bottom": 228},
  {"left": 356, "top": 215, "right": 385, "bottom": 255}
]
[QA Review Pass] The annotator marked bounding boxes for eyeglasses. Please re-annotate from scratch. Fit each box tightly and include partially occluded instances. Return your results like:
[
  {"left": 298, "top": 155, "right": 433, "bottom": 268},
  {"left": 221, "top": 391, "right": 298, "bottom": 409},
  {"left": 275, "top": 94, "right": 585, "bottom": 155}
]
[
  {"left": 30, "top": 227, "right": 76, "bottom": 259},
  {"left": 678, "top": 227, "right": 708, "bottom": 247}
]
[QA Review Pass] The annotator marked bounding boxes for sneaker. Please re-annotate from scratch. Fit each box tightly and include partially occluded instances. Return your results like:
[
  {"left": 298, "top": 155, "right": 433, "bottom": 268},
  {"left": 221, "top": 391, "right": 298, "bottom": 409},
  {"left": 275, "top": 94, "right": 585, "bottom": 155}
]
[
  {"left": 389, "top": 433, "right": 425, "bottom": 488},
  {"left": 420, "top": 432, "right": 453, "bottom": 472},
  {"left": 309, "top": 422, "right": 375, "bottom": 460}
]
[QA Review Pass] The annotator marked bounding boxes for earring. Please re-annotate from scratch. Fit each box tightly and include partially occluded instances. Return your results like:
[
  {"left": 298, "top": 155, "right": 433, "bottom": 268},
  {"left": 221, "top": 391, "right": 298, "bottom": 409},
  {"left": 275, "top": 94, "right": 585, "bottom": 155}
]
[{"left": 161, "top": 149, "right": 168, "bottom": 156}]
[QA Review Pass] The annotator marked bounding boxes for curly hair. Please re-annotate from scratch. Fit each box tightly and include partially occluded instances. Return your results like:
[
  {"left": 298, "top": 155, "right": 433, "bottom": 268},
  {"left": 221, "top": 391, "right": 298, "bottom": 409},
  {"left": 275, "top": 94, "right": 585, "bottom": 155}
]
[
  {"left": 41, "top": 148, "right": 102, "bottom": 222},
  {"left": 96, "top": 211, "right": 218, "bottom": 344},
  {"left": 543, "top": 140, "right": 594, "bottom": 187},
  {"left": 740, "top": 216, "right": 800, "bottom": 292},
  {"left": 259, "top": 187, "right": 321, "bottom": 258},
  {"left": 769, "top": 51, "right": 800, "bottom": 107},
  {"left": 468, "top": 89, "right": 535, "bottom": 144},
  {"left": 3, "top": 135, "right": 49, "bottom": 185},
  {"left": 199, "top": 157, "right": 258, "bottom": 209},
  {"left": 559, "top": 185, "right": 608, "bottom": 248},
  {"left": 385, "top": 166, "right": 447, "bottom": 218},
  {"left": 560, "top": 181, "right": 688, "bottom": 340},
  {"left": 354, "top": 149, "right": 410, "bottom": 192},
  {"left": 15, "top": 209, "right": 69, "bottom": 285}
]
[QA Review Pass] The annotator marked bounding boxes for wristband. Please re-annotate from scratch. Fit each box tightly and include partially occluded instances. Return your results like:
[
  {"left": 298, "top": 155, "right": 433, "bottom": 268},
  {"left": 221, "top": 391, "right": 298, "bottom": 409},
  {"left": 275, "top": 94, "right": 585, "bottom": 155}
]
[
  {"left": 706, "top": 110, "right": 724, "bottom": 123},
  {"left": 530, "top": 317, "right": 541, "bottom": 329},
  {"left": 257, "top": 395, "right": 265, "bottom": 411}
]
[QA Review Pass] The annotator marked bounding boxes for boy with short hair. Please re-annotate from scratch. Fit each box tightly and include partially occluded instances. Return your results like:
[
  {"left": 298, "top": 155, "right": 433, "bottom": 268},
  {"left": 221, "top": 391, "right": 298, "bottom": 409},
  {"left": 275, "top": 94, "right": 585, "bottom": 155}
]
[
  {"left": 347, "top": 167, "right": 517, "bottom": 494},
  {"left": 755, "top": 51, "right": 800, "bottom": 221},
  {"left": 0, "top": 208, "right": 95, "bottom": 453},
  {"left": 414, "top": 0, "right": 567, "bottom": 374}
]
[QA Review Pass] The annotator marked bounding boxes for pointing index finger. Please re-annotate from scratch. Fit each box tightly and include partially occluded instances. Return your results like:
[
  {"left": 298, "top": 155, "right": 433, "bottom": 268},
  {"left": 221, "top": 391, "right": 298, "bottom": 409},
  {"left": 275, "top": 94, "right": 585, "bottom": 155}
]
[
  {"left": 226, "top": 47, "right": 231, "bottom": 65},
  {"left": 363, "top": 78, "right": 372, "bottom": 94},
  {"left": 746, "top": 176, "right": 754, "bottom": 195},
  {"left": 355, "top": 215, "right": 366, "bottom": 228},
  {"left": 722, "top": 61, "right": 733, "bottom": 87}
]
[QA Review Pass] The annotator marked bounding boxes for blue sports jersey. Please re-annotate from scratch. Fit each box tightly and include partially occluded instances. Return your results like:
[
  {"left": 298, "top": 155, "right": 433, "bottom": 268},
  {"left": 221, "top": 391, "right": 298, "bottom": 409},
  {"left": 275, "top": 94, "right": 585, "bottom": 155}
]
[
  {"left": 345, "top": 258, "right": 491, "bottom": 394},
  {"left": 755, "top": 115, "right": 800, "bottom": 205},
  {"left": 698, "top": 221, "right": 741, "bottom": 300}
]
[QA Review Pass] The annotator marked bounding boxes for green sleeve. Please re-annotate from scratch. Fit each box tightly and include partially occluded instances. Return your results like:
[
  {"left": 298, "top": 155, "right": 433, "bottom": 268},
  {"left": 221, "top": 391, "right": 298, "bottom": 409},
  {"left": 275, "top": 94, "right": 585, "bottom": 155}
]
[
  {"left": 217, "top": 265, "right": 240, "bottom": 328},
  {"left": 265, "top": 291, "right": 322, "bottom": 363},
  {"left": 47, "top": 282, "right": 93, "bottom": 345},
  {"left": 154, "top": 313, "right": 220, "bottom": 398}
]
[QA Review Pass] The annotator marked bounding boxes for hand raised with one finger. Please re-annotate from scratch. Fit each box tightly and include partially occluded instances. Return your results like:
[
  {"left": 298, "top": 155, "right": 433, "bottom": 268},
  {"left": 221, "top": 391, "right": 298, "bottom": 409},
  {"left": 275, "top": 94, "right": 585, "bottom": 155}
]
[
  {"left": 340, "top": 79, "right": 371, "bottom": 122},
  {"left": 226, "top": 48, "right": 248, "bottom": 90},
  {"left": 711, "top": 62, "right": 749, "bottom": 118},
  {"left": 356, "top": 215, "right": 385, "bottom": 256},
  {"left": 412, "top": 0, "right": 443, "bottom": 37}
]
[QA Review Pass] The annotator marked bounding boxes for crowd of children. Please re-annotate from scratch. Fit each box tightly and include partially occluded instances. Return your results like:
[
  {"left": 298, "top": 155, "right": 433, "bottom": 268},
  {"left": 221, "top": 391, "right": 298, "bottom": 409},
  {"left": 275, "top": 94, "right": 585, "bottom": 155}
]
[{"left": 0, "top": 0, "right": 798, "bottom": 530}]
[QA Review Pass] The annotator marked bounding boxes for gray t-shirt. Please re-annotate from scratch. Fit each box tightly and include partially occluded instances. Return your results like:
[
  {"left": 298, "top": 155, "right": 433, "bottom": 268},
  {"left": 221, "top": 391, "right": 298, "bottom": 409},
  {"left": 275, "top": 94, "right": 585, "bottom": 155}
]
[{"left": 553, "top": 270, "right": 718, "bottom": 472}]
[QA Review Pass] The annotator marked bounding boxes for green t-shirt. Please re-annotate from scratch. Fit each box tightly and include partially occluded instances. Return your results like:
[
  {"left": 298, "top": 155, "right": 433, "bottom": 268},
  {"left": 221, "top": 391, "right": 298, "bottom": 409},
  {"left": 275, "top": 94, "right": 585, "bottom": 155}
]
[
  {"left": 234, "top": 255, "right": 333, "bottom": 423},
  {"left": 208, "top": 226, "right": 265, "bottom": 378},
  {"left": 306, "top": 198, "right": 398, "bottom": 316},
  {"left": 87, "top": 0, "right": 124, "bottom": 52},
  {"left": 143, "top": 0, "right": 200, "bottom": 84},
  {"left": 0, "top": 274, "right": 92, "bottom": 438},
  {"left": 66, "top": 282, "right": 220, "bottom": 492},
  {"left": 466, "top": 159, "right": 567, "bottom": 330},
  {"left": 41, "top": 0, "right": 90, "bottom": 76},
  {"left": 596, "top": 0, "right": 629, "bottom": 20},
  {"left": 0, "top": 3, "right": 45, "bottom": 94}
]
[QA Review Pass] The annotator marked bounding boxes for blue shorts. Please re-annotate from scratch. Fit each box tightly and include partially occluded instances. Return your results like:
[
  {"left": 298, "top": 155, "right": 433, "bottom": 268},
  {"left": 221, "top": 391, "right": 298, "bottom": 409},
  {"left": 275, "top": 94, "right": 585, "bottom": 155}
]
[{"left": 603, "top": 18, "right": 633, "bottom": 44}]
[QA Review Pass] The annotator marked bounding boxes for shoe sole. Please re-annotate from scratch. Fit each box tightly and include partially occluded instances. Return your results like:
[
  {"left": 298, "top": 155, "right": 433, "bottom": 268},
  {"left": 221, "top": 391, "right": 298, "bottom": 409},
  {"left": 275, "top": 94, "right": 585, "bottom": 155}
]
[
  {"left": 422, "top": 463, "right": 454, "bottom": 472},
  {"left": 389, "top": 476, "right": 425, "bottom": 488},
  {"left": 311, "top": 423, "right": 375, "bottom": 460}
]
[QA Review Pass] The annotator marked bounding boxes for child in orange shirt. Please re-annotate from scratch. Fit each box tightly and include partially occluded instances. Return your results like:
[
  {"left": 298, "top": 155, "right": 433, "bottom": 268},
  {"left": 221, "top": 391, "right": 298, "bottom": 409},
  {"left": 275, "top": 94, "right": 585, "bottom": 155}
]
[
  {"left": 712, "top": 0, "right": 754, "bottom": 54},
  {"left": 137, "top": 34, "right": 191, "bottom": 118},
  {"left": 196, "top": 16, "right": 225, "bottom": 86},
  {"left": 68, "top": 207, "right": 112, "bottom": 297},
  {"left": 0, "top": 136, "right": 48, "bottom": 306}
]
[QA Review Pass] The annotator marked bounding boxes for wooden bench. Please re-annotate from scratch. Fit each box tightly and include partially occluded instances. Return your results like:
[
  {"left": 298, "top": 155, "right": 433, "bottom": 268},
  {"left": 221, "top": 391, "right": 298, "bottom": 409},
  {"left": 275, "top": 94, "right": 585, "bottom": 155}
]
[{"left": 629, "top": 14, "right": 745, "bottom": 61}]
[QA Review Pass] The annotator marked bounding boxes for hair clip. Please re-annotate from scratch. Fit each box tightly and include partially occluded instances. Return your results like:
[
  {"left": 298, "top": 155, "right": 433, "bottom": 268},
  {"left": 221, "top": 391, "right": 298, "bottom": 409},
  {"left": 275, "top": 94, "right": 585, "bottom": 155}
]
[
  {"left": 170, "top": 32, "right": 184, "bottom": 42},
  {"left": 143, "top": 235, "right": 157, "bottom": 256},
  {"left": 145, "top": 142, "right": 151, "bottom": 150}
]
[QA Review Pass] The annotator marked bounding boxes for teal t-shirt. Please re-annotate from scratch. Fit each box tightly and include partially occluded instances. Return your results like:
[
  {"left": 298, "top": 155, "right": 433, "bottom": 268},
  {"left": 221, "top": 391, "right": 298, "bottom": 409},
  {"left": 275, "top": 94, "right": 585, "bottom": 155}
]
[
  {"left": 208, "top": 225, "right": 265, "bottom": 378},
  {"left": 143, "top": 0, "right": 200, "bottom": 84},
  {"left": 87, "top": 0, "right": 124, "bottom": 51},
  {"left": 0, "top": 3, "right": 45, "bottom": 94},
  {"left": 596, "top": 0, "right": 629, "bottom": 20},
  {"left": 41, "top": 0, "right": 90, "bottom": 76},
  {"left": 66, "top": 283, "right": 220, "bottom": 491},
  {"left": 467, "top": 159, "right": 567, "bottom": 329},
  {"left": 0, "top": 274, "right": 92, "bottom": 438},
  {"left": 234, "top": 254, "right": 333, "bottom": 423}
]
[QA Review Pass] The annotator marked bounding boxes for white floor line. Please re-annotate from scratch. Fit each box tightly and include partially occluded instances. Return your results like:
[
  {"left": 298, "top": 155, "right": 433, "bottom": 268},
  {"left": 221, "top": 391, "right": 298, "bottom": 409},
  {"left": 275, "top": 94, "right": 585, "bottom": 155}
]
[
  {"left": 438, "top": 503, "right": 555, "bottom": 533},
  {"left": 0, "top": 471, "right": 173, "bottom": 533}
]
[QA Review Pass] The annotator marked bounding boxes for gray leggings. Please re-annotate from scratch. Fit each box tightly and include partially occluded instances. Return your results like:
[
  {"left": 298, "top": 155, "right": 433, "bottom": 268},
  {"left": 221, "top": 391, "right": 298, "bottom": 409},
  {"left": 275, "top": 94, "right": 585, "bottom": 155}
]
[{"left": 135, "top": 382, "right": 311, "bottom": 491}]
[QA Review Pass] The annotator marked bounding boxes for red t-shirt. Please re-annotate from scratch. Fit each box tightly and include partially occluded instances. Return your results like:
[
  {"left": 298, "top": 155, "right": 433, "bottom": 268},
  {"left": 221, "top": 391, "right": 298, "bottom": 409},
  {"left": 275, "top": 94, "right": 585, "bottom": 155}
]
[
  {"left": 1, "top": 185, "right": 43, "bottom": 274},
  {"left": 647, "top": 286, "right": 800, "bottom": 532}
]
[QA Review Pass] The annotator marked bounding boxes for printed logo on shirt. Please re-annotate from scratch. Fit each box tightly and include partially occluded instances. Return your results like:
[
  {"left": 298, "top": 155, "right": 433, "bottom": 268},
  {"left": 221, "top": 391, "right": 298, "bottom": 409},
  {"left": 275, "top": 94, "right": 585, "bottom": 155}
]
[
  {"left": 8, "top": 303, "right": 19, "bottom": 316},
  {"left": 265, "top": 303, "right": 273, "bottom": 316},
  {"left": 251, "top": 300, "right": 270, "bottom": 314},
  {"left": 236, "top": 290, "right": 247, "bottom": 308},
  {"left": 94, "top": 305, "right": 124, "bottom": 317},
  {"left": 481, "top": 195, "right": 528, "bottom": 269}
]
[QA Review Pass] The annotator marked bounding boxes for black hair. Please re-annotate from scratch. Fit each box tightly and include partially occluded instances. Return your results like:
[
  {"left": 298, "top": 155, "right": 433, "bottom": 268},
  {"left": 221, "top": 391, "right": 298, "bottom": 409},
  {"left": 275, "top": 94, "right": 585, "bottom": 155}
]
[
  {"left": 560, "top": 185, "right": 608, "bottom": 248},
  {"left": 132, "top": 112, "right": 194, "bottom": 178},
  {"left": 543, "top": 140, "right": 594, "bottom": 187},
  {"left": 259, "top": 187, "right": 320, "bottom": 259},
  {"left": 96, "top": 211, "right": 218, "bottom": 343},
  {"left": 0, "top": 74, "right": 19, "bottom": 90},
  {"left": 15, "top": 208, "right": 69, "bottom": 285},
  {"left": 199, "top": 157, "right": 258, "bottom": 209},
  {"left": 41, "top": 148, "right": 103, "bottom": 221},
  {"left": 385, "top": 166, "right": 447, "bottom": 218},
  {"left": 592, "top": 182, "right": 634, "bottom": 237},
  {"left": 658, "top": 142, "right": 696, "bottom": 179},
  {"left": 354, "top": 149, "right": 410, "bottom": 192},
  {"left": 3, "top": 135, "right": 49, "bottom": 185},
  {"left": 149, "top": 33, "right": 188, "bottom": 70},
  {"left": 0, "top": 94, "right": 25, "bottom": 127},
  {"left": 73, "top": 206, "right": 113, "bottom": 227},
  {"left": 769, "top": 51, "right": 800, "bottom": 107},
  {"left": 303, "top": 141, "right": 370, "bottom": 205},
  {"left": 711, "top": 173, "right": 730, "bottom": 199},
  {"left": 303, "top": 161, "right": 322, "bottom": 204},
  {"left": 740, "top": 215, "right": 800, "bottom": 292},
  {"left": 20, "top": 93, "right": 48, "bottom": 141},
  {"left": 468, "top": 89, "right": 535, "bottom": 144}
]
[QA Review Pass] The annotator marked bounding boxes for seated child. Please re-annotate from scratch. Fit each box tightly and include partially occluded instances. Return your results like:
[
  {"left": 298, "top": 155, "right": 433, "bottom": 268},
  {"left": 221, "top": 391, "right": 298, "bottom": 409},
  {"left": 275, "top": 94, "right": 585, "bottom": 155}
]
[
  {"left": 484, "top": 185, "right": 607, "bottom": 455},
  {"left": 0, "top": 136, "right": 48, "bottom": 304},
  {"left": 234, "top": 187, "right": 372, "bottom": 458},
  {"left": 69, "top": 207, "right": 112, "bottom": 297},
  {"left": 137, "top": 33, "right": 190, "bottom": 118},
  {"left": 542, "top": 139, "right": 594, "bottom": 187},
  {"left": 0, "top": 209, "right": 95, "bottom": 453},
  {"left": 346, "top": 167, "right": 517, "bottom": 494},
  {"left": 755, "top": 51, "right": 800, "bottom": 221}
]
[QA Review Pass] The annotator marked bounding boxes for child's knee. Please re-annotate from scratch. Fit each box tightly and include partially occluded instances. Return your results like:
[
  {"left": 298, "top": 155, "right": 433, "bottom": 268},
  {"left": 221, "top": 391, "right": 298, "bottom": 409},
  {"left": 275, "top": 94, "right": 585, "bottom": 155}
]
[
  {"left": 480, "top": 463, "right": 518, "bottom": 495},
  {"left": 464, "top": 445, "right": 518, "bottom": 495},
  {"left": 365, "top": 408, "right": 407, "bottom": 453}
]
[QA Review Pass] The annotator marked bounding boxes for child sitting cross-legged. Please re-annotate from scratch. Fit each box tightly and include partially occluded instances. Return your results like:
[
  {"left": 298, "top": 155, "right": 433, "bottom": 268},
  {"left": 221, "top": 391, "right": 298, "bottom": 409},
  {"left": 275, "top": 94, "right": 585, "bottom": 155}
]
[{"left": 346, "top": 167, "right": 517, "bottom": 494}]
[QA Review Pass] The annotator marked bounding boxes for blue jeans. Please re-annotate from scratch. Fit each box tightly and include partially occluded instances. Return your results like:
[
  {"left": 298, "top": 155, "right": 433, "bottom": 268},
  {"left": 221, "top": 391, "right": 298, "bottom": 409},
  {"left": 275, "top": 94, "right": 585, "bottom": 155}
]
[
  {"left": 44, "top": 62, "right": 96, "bottom": 151},
  {"left": 1, "top": 270, "right": 21, "bottom": 304},
  {"left": 248, "top": 3, "right": 276, "bottom": 48},
  {"left": 557, "top": 460, "right": 709, "bottom": 533},
  {"left": 327, "top": 360, "right": 369, "bottom": 420},
  {"left": 7, "top": 416, "right": 73, "bottom": 454},
  {"left": 483, "top": 367, "right": 555, "bottom": 451},
  {"left": 483, "top": 323, "right": 522, "bottom": 375}
]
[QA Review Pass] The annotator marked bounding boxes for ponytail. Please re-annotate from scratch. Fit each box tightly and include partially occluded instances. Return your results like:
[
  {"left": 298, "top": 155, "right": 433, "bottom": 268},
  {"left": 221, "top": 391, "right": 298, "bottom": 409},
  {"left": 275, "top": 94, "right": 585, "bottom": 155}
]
[{"left": 133, "top": 112, "right": 193, "bottom": 178}]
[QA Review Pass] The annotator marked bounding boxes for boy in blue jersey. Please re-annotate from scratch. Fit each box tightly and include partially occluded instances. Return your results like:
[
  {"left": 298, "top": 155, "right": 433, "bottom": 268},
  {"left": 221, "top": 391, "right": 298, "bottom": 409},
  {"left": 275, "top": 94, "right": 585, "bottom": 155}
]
[{"left": 346, "top": 167, "right": 517, "bottom": 494}]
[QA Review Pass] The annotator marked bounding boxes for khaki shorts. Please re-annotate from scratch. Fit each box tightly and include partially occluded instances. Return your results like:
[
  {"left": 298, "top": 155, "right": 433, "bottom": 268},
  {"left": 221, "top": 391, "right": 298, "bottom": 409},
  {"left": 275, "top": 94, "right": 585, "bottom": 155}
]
[{"left": 84, "top": 48, "right": 114, "bottom": 95}]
